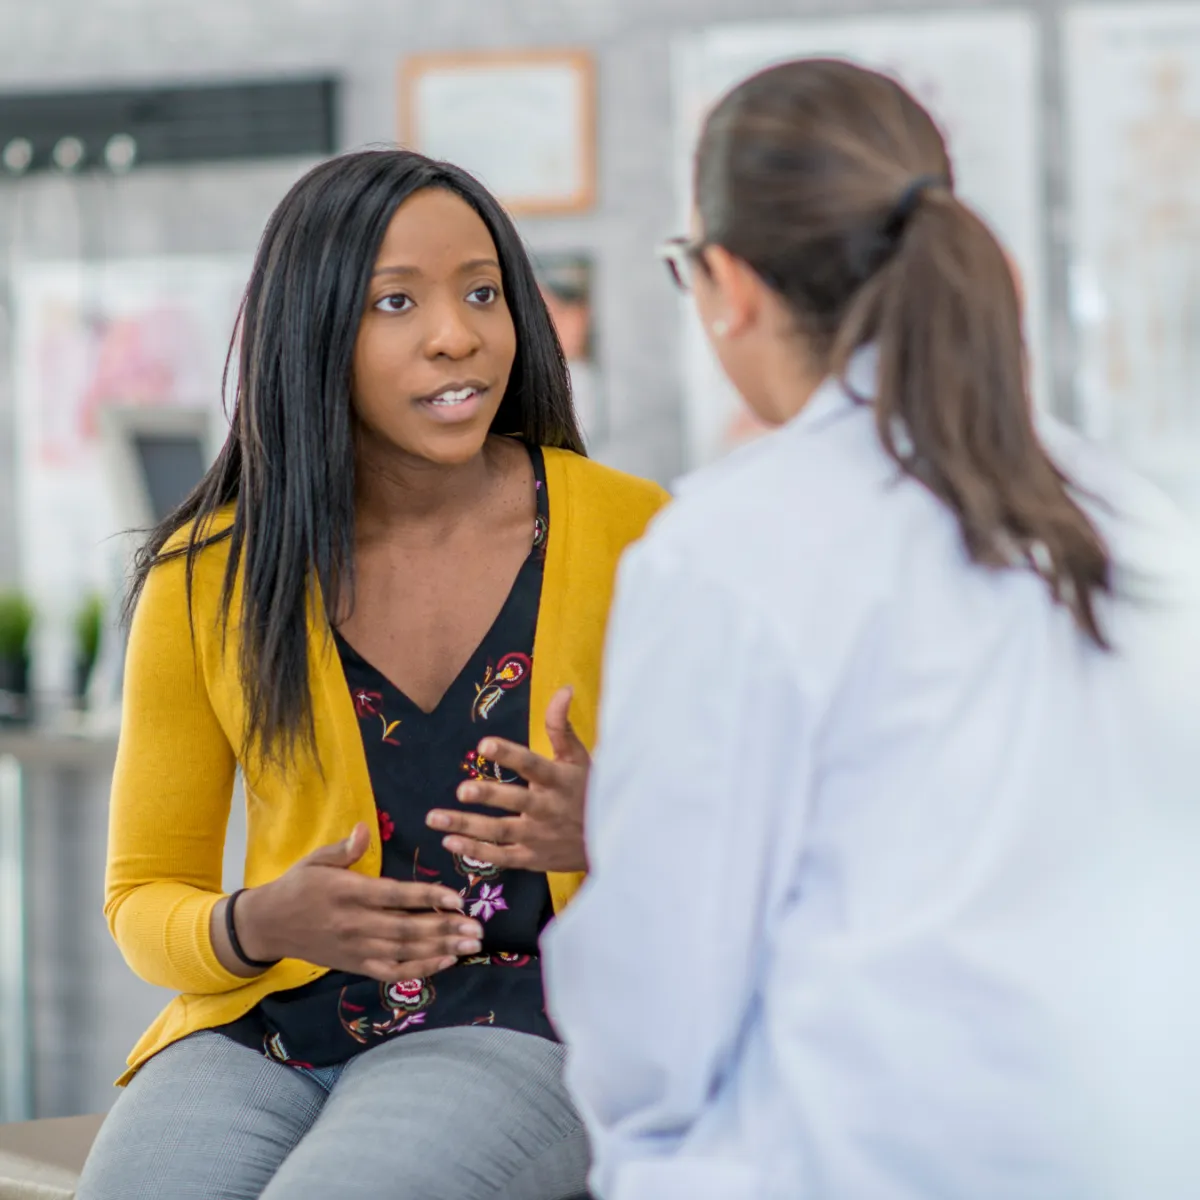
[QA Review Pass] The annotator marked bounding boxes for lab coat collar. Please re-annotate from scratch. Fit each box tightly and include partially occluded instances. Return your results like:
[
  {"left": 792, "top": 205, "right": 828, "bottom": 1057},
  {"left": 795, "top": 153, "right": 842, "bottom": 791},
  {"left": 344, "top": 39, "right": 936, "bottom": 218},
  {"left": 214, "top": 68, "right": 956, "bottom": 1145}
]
[
  {"left": 788, "top": 343, "right": 879, "bottom": 436},
  {"left": 674, "top": 345, "right": 878, "bottom": 501}
]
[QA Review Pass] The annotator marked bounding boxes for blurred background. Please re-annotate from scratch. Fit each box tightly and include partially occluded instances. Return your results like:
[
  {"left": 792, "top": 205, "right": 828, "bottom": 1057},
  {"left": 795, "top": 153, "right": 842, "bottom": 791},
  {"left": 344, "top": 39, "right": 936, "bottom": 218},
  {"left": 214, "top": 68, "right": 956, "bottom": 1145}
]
[{"left": 0, "top": 0, "right": 1196, "bottom": 1123}]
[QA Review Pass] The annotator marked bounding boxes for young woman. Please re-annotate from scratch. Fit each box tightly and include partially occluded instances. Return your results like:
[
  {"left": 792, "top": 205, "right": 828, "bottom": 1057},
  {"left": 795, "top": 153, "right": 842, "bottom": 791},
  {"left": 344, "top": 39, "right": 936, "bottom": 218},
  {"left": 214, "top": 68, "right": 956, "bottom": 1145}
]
[
  {"left": 544, "top": 60, "right": 1200, "bottom": 1199},
  {"left": 79, "top": 150, "right": 667, "bottom": 1200}
]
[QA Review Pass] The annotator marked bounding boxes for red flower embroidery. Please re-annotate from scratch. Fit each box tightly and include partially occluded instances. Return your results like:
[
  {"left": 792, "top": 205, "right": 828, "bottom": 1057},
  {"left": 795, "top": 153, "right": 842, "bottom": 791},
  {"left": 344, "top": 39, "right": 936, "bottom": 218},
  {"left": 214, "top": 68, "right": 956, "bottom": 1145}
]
[
  {"left": 494, "top": 653, "right": 531, "bottom": 688},
  {"left": 388, "top": 979, "right": 425, "bottom": 1003},
  {"left": 493, "top": 952, "right": 532, "bottom": 968},
  {"left": 461, "top": 749, "right": 518, "bottom": 784},
  {"left": 412, "top": 849, "right": 441, "bottom": 880},
  {"left": 377, "top": 808, "right": 395, "bottom": 842},
  {"left": 353, "top": 689, "right": 384, "bottom": 718}
]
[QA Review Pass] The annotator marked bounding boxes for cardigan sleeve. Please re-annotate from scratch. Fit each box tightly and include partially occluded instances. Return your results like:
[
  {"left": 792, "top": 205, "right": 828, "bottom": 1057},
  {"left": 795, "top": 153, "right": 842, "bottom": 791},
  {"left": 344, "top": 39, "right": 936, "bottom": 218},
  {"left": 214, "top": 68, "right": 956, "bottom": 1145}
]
[{"left": 104, "top": 552, "right": 249, "bottom": 995}]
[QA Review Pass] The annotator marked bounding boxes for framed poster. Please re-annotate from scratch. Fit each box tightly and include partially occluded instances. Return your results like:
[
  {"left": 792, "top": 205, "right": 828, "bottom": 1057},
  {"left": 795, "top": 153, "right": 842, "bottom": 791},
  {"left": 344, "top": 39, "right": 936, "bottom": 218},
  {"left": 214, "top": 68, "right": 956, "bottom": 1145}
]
[
  {"left": 12, "top": 255, "right": 247, "bottom": 695},
  {"left": 400, "top": 50, "right": 596, "bottom": 216},
  {"left": 1064, "top": 4, "right": 1200, "bottom": 511},
  {"left": 672, "top": 12, "right": 1045, "bottom": 468}
]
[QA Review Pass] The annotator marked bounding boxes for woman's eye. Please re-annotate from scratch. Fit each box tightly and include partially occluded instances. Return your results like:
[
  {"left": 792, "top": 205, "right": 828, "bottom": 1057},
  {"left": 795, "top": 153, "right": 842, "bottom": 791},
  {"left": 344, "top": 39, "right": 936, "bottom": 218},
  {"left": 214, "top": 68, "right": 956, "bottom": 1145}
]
[
  {"left": 469, "top": 285, "right": 499, "bottom": 305},
  {"left": 374, "top": 293, "right": 413, "bottom": 313}
]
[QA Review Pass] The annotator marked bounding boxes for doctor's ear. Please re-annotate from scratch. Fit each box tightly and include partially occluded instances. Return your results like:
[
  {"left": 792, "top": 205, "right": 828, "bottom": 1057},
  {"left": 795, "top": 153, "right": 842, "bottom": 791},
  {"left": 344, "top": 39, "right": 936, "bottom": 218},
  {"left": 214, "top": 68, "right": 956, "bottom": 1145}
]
[{"left": 698, "top": 245, "right": 770, "bottom": 340}]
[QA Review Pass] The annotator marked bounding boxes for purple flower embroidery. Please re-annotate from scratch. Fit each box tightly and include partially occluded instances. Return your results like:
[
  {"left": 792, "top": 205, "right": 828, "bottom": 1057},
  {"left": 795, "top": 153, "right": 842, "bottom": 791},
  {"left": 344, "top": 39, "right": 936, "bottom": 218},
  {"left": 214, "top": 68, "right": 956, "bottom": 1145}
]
[
  {"left": 469, "top": 883, "right": 509, "bottom": 922},
  {"left": 391, "top": 1012, "right": 427, "bottom": 1036}
]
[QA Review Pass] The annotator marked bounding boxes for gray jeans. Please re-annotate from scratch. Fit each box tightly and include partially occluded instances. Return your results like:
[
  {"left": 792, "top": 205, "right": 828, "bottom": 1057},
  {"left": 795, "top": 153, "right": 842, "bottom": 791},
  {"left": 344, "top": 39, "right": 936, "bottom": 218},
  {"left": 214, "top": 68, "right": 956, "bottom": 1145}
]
[{"left": 76, "top": 1026, "right": 589, "bottom": 1199}]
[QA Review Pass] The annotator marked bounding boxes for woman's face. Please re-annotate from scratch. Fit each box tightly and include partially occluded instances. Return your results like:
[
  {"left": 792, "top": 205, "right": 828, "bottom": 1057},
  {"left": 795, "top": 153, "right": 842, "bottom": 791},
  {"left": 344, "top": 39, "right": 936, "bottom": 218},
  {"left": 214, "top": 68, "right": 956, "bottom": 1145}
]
[{"left": 351, "top": 188, "right": 517, "bottom": 467}]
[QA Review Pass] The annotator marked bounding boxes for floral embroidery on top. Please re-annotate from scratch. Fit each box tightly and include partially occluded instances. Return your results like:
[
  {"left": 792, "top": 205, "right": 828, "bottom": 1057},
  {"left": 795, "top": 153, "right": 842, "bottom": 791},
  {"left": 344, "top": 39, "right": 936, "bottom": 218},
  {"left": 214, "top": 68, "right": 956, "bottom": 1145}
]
[
  {"left": 461, "top": 748, "right": 519, "bottom": 784},
  {"left": 382, "top": 978, "right": 435, "bottom": 1018},
  {"left": 264, "top": 1032, "right": 314, "bottom": 1069},
  {"left": 493, "top": 951, "right": 531, "bottom": 967},
  {"left": 469, "top": 882, "right": 509, "bottom": 922},
  {"left": 223, "top": 447, "right": 554, "bottom": 1066},
  {"left": 352, "top": 687, "right": 402, "bottom": 744},
  {"left": 411, "top": 849, "right": 441, "bottom": 881},
  {"left": 533, "top": 479, "right": 548, "bottom": 561},
  {"left": 471, "top": 652, "right": 532, "bottom": 722},
  {"left": 338, "top": 978, "right": 435, "bottom": 1044},
  {"left": 377, "top": 809, "right": 395, "bottom": 842},
  {"left": 454, "top": 852, "right": 501, "bottom": 888},
  {"left": 459, "top": 952, "right": 532, "bottom": 968},
  {"left": 454, "top": 854, "right": 512, "bottom": 925}
]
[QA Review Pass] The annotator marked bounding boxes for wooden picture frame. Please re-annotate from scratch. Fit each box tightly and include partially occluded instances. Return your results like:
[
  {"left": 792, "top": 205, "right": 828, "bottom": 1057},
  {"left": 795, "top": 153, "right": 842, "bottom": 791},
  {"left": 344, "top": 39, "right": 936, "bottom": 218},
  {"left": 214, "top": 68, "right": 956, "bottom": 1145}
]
[{"left": 400, "top": 49, "right": 597, "bottom": 216}]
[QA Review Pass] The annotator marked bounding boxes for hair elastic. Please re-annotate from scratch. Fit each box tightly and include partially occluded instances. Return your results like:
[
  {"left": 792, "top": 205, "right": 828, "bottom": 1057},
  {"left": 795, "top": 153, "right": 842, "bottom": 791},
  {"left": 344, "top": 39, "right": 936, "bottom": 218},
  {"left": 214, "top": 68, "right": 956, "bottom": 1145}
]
[
  {"left": 884, "top": 174, "right": 949, "bottom": 239},
  {"left": 225, "top": 887, "right": 280, "bottom": 970}
]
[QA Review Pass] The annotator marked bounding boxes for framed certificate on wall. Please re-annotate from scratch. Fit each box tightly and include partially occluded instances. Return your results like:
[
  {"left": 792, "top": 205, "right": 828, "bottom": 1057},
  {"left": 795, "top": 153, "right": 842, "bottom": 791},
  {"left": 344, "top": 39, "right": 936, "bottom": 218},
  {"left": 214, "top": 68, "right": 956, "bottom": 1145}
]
[{"left": 400, "top": 49, "right": 597, "bottom": 215}]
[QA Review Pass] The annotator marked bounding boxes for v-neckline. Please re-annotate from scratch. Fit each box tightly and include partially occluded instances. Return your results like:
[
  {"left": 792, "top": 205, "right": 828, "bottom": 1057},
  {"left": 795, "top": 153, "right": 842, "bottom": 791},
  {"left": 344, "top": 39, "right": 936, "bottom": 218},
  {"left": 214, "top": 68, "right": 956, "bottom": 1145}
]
[
  {"left": 335, "top": 555, "right": 533, "bottom": 719},
  {"left": 335, "top": 446, "right": 547, "bottom": 719}
]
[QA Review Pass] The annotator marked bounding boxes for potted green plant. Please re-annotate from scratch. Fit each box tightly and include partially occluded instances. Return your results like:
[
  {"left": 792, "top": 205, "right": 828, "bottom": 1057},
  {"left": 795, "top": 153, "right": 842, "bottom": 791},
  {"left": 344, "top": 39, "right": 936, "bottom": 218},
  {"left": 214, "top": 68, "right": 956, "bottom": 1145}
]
[
  {"left": 72, "top": 592, "right": 105, "bottom": 709},
  {"left": 0, "top": 590, "right": 34, "bottom": 724}
]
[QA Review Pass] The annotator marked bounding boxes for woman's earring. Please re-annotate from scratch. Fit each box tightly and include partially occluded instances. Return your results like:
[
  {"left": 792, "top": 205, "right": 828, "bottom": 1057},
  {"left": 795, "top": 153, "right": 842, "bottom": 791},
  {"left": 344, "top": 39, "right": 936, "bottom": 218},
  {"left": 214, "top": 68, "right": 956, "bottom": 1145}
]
[{"left": 711, "top": 318, "right": 730, "bottom": 338}]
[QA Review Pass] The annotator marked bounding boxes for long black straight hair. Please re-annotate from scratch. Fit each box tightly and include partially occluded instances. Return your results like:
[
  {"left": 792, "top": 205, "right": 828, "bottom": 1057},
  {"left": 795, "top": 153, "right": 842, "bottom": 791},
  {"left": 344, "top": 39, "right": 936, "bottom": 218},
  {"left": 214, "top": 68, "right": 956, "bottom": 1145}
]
[{"left": 127, "top": 149, "right": 584, "bottom": 766}]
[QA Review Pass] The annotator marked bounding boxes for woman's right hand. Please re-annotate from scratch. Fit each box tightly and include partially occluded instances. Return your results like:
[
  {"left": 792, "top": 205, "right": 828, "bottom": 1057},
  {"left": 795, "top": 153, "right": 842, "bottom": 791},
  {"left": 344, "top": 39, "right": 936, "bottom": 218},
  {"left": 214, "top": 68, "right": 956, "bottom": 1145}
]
[{"left": 220, "top": 823, "right": 482, "bottom": 983}]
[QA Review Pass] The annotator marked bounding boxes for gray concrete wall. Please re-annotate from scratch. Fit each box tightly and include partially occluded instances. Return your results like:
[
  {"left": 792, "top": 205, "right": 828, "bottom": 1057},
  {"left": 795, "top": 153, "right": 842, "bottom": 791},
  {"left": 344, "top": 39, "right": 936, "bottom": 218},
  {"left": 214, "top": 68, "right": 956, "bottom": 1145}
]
[
  {"left": 0, "top": 0, "right": 1170, "bottom": 1117},
  {"left": 0, "top": 0, "right": 1084, "bottom": 589}
]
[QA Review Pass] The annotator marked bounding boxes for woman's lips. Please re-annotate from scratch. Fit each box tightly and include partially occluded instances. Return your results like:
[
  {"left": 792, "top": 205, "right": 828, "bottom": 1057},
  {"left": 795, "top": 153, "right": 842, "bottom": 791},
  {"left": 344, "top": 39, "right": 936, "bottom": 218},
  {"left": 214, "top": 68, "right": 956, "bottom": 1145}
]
[{"left": 416, "top": 385, "right": 487, "bottom": 423}]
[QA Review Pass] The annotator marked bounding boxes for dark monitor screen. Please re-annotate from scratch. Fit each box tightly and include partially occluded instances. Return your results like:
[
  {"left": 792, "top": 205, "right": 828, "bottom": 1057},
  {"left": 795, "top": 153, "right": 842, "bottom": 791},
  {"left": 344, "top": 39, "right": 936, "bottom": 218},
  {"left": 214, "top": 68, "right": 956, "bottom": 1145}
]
[{"left": 132, "top": 433, "right": 208, "bottom": 522}]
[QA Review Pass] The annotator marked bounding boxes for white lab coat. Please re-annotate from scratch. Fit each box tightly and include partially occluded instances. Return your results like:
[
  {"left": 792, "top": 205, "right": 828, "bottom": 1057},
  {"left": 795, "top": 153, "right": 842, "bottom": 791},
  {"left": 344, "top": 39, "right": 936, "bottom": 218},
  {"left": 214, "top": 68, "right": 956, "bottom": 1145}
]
[{"left": 543, "top": 359, "right": 1200, "bottom": 1200}]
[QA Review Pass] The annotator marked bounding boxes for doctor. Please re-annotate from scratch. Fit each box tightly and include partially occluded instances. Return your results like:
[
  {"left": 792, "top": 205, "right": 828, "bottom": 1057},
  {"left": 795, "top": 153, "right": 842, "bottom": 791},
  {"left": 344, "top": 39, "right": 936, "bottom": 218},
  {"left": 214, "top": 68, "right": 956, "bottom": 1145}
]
[{"left": 542, "top": 59, "right": 1200, "bottom": 1199}]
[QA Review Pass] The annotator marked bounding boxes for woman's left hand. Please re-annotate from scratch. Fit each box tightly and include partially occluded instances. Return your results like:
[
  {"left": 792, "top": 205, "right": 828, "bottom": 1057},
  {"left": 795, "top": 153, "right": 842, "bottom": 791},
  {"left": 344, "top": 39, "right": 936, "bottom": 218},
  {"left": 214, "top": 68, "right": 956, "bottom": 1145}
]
[{"left": 426, "top": 687, "right": 590, "bottom": 874}]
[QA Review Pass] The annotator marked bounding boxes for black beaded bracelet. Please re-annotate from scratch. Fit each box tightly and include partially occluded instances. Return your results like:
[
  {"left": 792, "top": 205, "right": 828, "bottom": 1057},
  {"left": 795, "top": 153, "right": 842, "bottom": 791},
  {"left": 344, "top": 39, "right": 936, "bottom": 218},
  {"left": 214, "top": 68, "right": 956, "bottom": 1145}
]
[{"left": 225, "top": 888, "right": 280, "bottom": 970}]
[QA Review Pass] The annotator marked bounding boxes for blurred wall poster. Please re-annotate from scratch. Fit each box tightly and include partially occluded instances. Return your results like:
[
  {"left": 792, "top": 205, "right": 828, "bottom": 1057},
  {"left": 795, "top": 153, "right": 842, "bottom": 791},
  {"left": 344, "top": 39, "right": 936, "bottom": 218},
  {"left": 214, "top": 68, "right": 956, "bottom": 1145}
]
[
  {"left": 673, "top": 12, "right": 1045, "bottom": 469},
  {"left": 12, "top": 256, "right": 247, "bottom": 692},
  {"left": 1065, "top": 4, "right": 1200, "bottom": 512},
  {"left": 534, "top": 252, "right": 601, "bottom": 446}
]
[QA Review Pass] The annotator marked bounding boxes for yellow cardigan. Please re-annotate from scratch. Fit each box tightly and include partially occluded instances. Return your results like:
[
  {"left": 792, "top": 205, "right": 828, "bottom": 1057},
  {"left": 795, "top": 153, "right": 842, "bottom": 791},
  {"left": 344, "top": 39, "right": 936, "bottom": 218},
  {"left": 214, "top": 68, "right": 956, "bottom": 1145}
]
[{"left": 105, "top": 447, "right": 669, "bottom": 1083}]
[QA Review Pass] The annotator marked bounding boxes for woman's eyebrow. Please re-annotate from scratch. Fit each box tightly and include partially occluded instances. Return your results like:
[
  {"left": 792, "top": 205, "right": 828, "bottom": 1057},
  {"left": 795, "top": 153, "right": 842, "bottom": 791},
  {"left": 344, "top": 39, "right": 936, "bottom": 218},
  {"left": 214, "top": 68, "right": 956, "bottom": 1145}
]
[{"left": 371, "top": 257, "right": 501, "bottom": 279}]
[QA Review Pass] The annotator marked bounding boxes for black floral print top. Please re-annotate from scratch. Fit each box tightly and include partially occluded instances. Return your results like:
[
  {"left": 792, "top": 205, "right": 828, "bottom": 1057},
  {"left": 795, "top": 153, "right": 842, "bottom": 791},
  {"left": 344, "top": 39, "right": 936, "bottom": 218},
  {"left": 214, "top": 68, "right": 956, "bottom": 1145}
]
[{"left": 219, "top": 445, "right": 555, "bottom": 1069}]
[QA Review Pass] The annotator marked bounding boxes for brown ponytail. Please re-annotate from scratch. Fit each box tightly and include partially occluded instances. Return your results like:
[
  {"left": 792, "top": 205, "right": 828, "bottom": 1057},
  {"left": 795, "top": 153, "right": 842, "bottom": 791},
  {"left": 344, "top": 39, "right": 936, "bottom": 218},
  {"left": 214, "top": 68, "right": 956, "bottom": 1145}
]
[{"left": 697, "top": 59, "right": 1111, "bottom": 648}]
